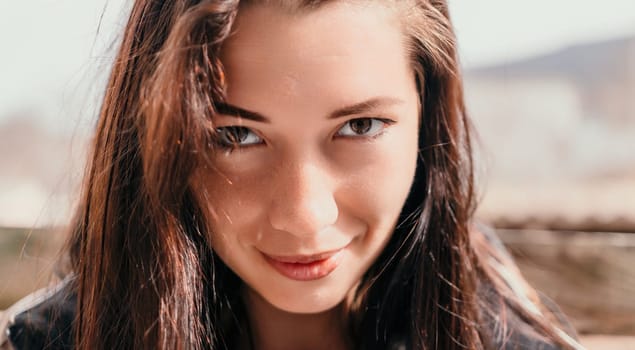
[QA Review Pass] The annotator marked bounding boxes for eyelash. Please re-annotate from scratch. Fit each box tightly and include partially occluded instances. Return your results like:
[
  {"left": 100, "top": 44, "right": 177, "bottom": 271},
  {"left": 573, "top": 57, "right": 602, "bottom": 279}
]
[{"left": 213, "top": 117, "right": 394, "bottom": 151}]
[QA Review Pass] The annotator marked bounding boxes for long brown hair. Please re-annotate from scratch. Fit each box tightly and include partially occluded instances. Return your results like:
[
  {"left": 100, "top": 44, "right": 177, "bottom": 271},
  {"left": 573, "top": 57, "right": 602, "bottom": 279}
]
[{"left": 63, "top": 0, "right": 580, "bottom": 349}]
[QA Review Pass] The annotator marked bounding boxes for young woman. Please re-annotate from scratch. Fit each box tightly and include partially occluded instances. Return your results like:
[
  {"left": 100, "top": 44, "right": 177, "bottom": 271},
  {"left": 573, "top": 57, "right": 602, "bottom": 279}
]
[{"left": 0, "top": 0, "right": 583, "bottom": 349}]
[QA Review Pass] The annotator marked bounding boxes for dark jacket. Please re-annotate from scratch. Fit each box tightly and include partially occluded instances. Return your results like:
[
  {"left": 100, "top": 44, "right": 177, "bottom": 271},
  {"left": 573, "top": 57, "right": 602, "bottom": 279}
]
[{"left": 0, "top": 276, "right": 75, "bottom": 350}]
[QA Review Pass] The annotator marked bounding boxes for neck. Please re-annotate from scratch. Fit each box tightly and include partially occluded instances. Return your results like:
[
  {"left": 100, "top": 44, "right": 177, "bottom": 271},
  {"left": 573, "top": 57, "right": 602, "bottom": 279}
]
[{"left": 241, "top": 288, "right": 352, "bottom": 350}]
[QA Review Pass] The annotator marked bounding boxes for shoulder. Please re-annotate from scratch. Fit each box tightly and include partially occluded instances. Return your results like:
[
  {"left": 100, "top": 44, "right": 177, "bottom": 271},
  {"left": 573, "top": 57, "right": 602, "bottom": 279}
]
[{"left": 0, "top": 276, "right": 76, "bottom": 350}]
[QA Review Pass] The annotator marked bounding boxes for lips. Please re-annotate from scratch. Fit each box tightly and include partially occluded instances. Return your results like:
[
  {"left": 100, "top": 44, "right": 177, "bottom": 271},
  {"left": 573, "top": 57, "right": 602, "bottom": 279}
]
[
  {"left": 265, "top": 249, "right": 343, "bottom": 263},
  {"left": 262, "top": 248, "right": 345, "bottom": 281}
]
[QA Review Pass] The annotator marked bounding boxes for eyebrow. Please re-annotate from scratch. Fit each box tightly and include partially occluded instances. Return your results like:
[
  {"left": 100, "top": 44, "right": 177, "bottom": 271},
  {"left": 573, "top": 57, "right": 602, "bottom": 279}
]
[{"left": 214, "top": 96, "right": 404, "bottom": 123}]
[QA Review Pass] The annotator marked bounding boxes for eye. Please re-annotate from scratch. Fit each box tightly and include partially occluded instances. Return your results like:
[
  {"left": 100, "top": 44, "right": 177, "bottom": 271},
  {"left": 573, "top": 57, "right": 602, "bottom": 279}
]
[
  {"left": 336, "top": 118, "right": 388, "bottom": 137},
  {"left": 214, "top": 126, "right": 263, "bottom": 148}
]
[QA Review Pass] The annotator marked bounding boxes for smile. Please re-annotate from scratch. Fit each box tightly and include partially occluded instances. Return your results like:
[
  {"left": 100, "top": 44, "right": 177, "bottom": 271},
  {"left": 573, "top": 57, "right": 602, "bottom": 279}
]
[{"left": 262, "top": 248, "right": 345, "bottom": 281}]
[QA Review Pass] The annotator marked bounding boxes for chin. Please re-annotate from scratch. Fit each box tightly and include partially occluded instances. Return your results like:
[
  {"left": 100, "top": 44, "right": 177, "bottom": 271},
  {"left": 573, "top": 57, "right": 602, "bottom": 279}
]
[{"left": 258, "top": 279, "right": 351, "bottom": 314}]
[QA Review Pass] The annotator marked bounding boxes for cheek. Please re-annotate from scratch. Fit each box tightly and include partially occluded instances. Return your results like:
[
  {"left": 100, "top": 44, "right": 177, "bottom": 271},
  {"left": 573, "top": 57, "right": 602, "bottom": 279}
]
[
  {"left": 337, "top": 133, "right": 419, "bottom": 229},
  {"left": 194, "top": 169, "right": 267, "bottom": 246}
]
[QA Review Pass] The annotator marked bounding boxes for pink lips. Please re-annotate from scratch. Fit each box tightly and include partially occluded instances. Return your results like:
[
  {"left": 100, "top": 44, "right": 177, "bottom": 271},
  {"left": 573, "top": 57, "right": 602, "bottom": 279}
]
[{"left": 263, "top": 249, "right": 344, "bottom": 281}]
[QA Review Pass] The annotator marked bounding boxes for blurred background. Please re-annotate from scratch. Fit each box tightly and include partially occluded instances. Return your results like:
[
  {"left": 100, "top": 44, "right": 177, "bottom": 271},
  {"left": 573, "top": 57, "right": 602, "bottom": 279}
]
[{"left": 1, "top": 0, "right": 634, "bottom": 348}]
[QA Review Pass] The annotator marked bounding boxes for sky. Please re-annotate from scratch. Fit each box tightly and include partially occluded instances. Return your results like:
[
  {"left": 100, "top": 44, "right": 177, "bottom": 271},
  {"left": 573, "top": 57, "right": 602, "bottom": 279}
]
[{"left": 0, "top": 0, "right": 634, "bottom": 131}]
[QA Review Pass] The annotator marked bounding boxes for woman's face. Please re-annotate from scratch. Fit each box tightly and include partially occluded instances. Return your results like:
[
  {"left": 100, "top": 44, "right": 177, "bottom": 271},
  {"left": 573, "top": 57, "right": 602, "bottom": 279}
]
[{"left": 197, "top": 1, "right": 420, "bottom": 314}]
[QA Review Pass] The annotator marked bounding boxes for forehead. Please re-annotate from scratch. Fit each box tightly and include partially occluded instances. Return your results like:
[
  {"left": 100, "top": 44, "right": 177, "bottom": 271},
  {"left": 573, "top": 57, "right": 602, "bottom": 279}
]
[{"left": 220, "top": 2, "right": 415, "bottom": 111}]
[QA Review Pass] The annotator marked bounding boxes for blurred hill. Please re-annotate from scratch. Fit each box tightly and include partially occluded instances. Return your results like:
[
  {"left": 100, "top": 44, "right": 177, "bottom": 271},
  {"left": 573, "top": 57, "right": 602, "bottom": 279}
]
[
  {"left": 470, "top": 36, "right": 635, "bottom": 79},
  {"left": 465, "top": 35, "right": 635, "bottom": 229},
  {"left": 468, "top": 35, "right": 635, "bottom": 125}
]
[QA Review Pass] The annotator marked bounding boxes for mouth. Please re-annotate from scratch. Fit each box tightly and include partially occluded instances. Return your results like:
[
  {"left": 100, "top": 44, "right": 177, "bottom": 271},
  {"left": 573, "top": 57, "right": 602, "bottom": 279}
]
[{"left": 262, "top": 247, "right": 346, "bottom": 281}]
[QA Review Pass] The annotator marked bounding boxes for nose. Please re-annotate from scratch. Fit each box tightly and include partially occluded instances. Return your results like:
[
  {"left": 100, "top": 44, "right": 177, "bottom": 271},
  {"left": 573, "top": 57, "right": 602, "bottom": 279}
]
[{"left": 267, "top": 161, "right": 339, "bottom": 238}]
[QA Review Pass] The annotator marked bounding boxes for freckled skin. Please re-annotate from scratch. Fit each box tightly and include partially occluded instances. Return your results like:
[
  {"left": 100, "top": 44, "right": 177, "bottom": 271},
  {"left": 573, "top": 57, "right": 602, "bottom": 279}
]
[{"left": 193, "top": 2, "right": 420, "bottom": 349}]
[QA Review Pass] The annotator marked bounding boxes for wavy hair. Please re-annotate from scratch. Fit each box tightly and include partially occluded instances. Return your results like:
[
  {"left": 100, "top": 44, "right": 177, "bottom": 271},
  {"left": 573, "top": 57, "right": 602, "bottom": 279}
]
[{"left": 63, "top": 0, "right": 580, "bottom": 349}]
